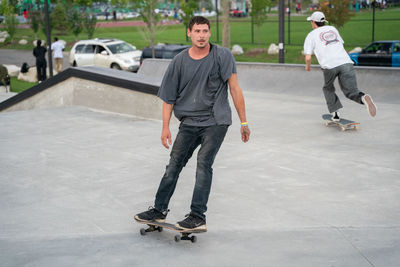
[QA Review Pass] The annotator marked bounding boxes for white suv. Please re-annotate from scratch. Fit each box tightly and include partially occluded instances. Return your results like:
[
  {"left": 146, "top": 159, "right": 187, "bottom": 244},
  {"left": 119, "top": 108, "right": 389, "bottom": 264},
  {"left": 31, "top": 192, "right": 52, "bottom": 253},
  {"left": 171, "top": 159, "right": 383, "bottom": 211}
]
[{"left": 69, "top": 39, "right": 142, "bottom": 72}]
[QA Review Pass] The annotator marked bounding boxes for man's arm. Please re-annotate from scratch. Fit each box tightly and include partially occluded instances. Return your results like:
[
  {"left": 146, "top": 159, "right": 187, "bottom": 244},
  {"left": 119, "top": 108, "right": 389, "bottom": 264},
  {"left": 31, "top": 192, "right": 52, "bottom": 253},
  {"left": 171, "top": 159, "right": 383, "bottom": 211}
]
[
  {"left": 161, "top": 102, "right": 174, "bottom": 149},
  {"left": 228, "top": 73, "right": 250, "bottom": 143},
  {"left": 305, "top": 54, "right": 312, "bottom": 71}
]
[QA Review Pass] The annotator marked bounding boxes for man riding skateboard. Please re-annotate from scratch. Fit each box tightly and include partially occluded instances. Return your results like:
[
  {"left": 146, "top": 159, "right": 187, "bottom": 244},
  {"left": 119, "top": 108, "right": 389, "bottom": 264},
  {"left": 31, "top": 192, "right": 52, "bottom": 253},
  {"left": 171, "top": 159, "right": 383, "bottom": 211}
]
[
  {"left": 304, "top": 11, "right": 377, "bottom": 121},
  {"left": 134, "top": 16, "right": 250, "bottom": 231}
]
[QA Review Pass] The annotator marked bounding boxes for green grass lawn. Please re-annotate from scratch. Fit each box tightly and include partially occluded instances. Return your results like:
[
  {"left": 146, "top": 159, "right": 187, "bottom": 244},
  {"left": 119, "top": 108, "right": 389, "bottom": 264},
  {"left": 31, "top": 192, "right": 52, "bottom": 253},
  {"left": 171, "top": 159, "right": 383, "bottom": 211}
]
[
  {"left": 10, "top": 77, "right": 37, "bottom": 93},
  {"left": 2, "top": 8, "right": 399, "bottom": 53}
]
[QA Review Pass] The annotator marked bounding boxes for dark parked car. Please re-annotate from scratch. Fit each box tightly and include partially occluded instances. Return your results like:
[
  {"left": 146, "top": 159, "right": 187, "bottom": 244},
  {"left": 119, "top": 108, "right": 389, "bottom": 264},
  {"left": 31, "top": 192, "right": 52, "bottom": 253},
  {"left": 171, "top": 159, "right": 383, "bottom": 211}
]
[
  {"left": 349, "top": 40, "right": 400, "bottom": 67},
  {"left": 140, "top": 44, "right": 189, "bottom": 64}
]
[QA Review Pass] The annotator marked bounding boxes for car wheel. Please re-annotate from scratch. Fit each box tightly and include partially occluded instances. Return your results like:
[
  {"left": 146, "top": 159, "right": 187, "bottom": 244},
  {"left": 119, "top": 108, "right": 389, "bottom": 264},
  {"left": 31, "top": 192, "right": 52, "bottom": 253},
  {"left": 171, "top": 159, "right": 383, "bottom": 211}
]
[
  {"left": 73, "top": 61, "right": 77, "bottom": 67},
  {"left": 111, "top": 63, "right": 121, "bottom": 70}
]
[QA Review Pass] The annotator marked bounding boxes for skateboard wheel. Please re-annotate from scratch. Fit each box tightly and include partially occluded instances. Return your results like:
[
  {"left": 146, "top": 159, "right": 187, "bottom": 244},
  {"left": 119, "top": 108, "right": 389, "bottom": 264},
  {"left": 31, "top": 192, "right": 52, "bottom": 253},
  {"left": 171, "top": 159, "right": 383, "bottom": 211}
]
[
  {"left": 341, "top": 127, "right": 345, "bottom": 131},
  {"left": 325, "top": 122, "right": 329, "bottom": 126},
  {"left": 174, "top": 235, "right": 181, "bottom": 242},
  {"left": 191, "top": 236, "right": 197, "bottom": 243},
  {"left": 157, "top": 227, "right": 163, "bottom": 232},
  {"left": 354, "top": 126, "right": 358, "bottom": 130},
  {"left": 140, "top": 228, "right": 147, "bottom": 236}
]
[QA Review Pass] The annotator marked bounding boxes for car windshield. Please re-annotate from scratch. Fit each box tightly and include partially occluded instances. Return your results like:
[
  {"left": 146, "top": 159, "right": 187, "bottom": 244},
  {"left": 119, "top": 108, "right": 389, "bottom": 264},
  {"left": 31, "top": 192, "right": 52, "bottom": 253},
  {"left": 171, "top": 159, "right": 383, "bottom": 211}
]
[
  {"left": 364, "top": 42, "right": 392, "bottom": 54},
  {"left": 107, "top": 43, "right": 135, "bottom": 54}
]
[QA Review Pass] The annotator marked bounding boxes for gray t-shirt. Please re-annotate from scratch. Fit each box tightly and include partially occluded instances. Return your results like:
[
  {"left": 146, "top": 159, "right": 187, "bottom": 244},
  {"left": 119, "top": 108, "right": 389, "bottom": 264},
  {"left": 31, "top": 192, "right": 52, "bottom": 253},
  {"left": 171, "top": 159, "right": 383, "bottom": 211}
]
[{"left": 157, "top": 44, "right": 236, "bottom": 126}]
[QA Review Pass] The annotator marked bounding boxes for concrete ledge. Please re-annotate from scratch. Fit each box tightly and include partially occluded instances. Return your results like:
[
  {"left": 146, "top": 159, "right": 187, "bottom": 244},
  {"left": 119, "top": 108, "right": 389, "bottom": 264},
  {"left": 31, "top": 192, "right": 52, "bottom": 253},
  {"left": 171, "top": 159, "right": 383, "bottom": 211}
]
[{"left": 0, "top": 66, "right": 163, "bottom": 119}]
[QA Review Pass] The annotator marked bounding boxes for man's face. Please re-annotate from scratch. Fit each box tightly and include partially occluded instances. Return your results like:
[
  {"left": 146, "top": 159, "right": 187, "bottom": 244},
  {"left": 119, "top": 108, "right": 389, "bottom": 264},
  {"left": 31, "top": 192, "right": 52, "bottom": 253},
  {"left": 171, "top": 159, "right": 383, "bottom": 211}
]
[{"left": 187, "top": 23, "right": 211, "bottom": 48}]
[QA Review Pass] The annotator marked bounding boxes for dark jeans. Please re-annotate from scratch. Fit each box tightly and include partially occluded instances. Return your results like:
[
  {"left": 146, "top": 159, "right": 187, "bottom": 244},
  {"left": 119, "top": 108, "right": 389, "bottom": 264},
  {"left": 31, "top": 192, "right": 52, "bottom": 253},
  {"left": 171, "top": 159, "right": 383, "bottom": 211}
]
[
  {"left": 36, "top": 62, "right": 47, "bottom": 82},
  {"left": 154, "top": 124, "right": 229, "bottom": 220},
  {"left": 322, "top": 63, "right": 364, "bottom": 113}
]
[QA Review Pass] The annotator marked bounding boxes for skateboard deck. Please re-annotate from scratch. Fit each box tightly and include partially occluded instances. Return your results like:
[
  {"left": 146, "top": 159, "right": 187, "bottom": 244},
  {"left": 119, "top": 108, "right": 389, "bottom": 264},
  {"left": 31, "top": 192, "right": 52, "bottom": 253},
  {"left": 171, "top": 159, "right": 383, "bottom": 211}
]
[
  {"left": 134, "top": 218, "right": 206, "bottom": 243},
  {"left": 322, "top": 114, "right": 360, "bottom": 131}
]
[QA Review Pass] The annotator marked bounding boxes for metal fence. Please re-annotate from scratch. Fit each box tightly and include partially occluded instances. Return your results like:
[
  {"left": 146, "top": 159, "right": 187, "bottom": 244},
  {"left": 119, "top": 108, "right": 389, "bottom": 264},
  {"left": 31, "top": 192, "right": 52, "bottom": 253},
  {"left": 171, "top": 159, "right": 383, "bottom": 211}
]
[{"left": 210, "top": 9, "right": 400, "bottom": 47}]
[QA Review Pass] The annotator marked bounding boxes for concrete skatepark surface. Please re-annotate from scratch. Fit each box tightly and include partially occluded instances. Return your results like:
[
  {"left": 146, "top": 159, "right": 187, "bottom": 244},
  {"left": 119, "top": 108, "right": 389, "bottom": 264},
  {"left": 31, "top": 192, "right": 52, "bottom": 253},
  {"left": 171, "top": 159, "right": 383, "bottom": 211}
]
[{"left": 0, "top": 62, "right": 399, "bottom": 266}]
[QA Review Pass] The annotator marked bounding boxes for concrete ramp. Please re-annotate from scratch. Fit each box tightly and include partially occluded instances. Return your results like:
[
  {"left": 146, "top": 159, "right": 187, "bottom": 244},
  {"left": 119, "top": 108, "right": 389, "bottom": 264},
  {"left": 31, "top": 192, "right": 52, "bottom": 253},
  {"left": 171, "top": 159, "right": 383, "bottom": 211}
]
[
  {"left": 0, "top": 66, "right": 163, "bottom": 120},
  {"left": 236, "top": 63, "right": 400, "bottom": 104},
  {"left": 140, "top": 58, "right": 400, "bottom": 103}
]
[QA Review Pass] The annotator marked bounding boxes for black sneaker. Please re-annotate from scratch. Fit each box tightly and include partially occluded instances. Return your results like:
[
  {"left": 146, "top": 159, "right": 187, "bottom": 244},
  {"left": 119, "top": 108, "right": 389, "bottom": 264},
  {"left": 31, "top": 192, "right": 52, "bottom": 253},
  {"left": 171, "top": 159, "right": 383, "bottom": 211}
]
[
  {"left": 176, "top": 214, "right": 207, "bottom": 231},
  {"left": 331, "top": 111, "right": 340, "bottom": 122},
  {"left": 134, "top": 207, "right": 167, "bottom": 223}
]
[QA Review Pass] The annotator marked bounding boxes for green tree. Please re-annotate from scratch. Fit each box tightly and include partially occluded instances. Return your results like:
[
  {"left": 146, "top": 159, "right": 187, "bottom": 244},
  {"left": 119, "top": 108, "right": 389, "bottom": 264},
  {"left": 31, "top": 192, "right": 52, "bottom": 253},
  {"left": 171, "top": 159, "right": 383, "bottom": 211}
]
[
  {"left": 133, "top": 0, "right": 162, "bottom": 58},
  {"left": 83, "top": 12, "right": 97, "bottom": 39},
  {"left": 268, "top": 0, "right": 278, "bottom": 12},
  {"left": 180, "top": 0, "right": 197, "bottom": 27},
  {"left": 250, "top": 0, "right": 271, "bottom": 45},
  {"left": 8, "top": 0, "right": 18, "bottom": 8},
  {"left": 28, "top": 10, "right": 41, "bottom": 39},
  {"left": 319, "top": 0, "right": 353, "bottom": 28},
  {"left": 51, "top": 2, "right": 69, "bottom": 34},
  {"left": 68, "top": 8, "right": 83, "bottom": 41},
  {"left": 0, "top": 0, "right": 7, "bottom": 15},
  {"left": 4, "top": 5, "right": 17, "bottom": 42},
  {"left": 180, "top": 0, "right": 197, "bottom": 41}
]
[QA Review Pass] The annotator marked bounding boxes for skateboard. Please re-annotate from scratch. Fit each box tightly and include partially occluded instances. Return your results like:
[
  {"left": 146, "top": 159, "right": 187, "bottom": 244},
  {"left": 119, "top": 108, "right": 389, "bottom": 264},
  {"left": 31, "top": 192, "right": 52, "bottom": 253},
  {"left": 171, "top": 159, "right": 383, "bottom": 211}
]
[
  {"left": 322, "top": 114, "right": 360, "bottom": 131},
  {"left": 134, "top": 218, "right": 206, "bottom": 243}
]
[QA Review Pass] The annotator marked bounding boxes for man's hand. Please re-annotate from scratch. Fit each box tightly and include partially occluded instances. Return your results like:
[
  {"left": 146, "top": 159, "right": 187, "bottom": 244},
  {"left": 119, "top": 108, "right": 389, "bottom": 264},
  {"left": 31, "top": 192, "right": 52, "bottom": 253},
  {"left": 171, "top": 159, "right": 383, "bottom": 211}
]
[
  {"left": 228, "top": 74, "right": 250, "bottom": 143},
  {"left": 161, "top": 102, "right": 174, "bottom": 149},
  {"left": 161, "top": 127, "right": 172, "bottom": 149},
  {"left": 305, "top": 54, "right": 312, "bottom": 72},
  {"left": 241, "top": 126, "right": 250, "bottom": 143}
]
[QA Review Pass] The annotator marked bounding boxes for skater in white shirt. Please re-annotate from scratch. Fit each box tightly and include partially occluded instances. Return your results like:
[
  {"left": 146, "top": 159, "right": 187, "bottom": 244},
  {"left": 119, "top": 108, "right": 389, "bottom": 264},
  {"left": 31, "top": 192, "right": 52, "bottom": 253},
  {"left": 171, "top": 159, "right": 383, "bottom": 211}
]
[
  {"left": 304, "top": 11, "right": 377, "bottom": 121},
  {"left": 51, "top": 37, "right": 65, "bottom": 73}
]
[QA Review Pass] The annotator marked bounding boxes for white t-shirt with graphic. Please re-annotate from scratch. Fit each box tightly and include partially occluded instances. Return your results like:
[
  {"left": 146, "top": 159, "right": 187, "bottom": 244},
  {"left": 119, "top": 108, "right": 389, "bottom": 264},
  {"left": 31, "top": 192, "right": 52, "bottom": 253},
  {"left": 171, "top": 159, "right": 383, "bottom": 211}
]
[{"left": 304, "top": 25, "right": 353, "bottom": 69}]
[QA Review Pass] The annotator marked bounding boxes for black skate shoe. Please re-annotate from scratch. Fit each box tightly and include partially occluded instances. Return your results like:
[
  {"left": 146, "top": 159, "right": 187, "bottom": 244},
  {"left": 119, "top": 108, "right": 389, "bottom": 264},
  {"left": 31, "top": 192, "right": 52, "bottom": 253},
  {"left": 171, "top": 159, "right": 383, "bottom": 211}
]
[
  {"left": 134, "top": 207, "right": 167, "bottom": 223},
  {"left": 176, "top": 214, "right": 207, "bottom": 231}
]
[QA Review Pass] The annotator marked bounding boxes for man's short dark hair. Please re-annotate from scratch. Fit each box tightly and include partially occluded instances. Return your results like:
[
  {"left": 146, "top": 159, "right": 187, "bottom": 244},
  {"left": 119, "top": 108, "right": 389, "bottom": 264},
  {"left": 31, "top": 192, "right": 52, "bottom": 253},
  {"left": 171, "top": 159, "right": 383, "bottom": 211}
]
[
  {"left": 188, "top": 16, "right": 210, "bottom": 31},
  {"left": 54, "top": 37, "right": 58, "bottom": 41},
  {"left": 315, "top": 21, "right": 325, "bottom": 27}
]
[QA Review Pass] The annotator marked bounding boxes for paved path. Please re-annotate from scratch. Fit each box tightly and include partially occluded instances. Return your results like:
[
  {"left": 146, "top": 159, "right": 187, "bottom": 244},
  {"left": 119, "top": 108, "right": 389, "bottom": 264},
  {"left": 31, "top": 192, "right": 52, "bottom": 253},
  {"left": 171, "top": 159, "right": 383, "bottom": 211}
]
[{"left": 0, "top": 49, "right": 70, "bottom": 69}]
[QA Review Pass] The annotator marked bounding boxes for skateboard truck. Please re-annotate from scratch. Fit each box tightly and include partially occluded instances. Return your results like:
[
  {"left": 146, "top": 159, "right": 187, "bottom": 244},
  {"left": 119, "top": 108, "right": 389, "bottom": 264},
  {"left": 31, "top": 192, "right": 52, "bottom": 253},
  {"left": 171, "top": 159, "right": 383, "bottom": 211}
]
[
  {"left": 139, "top": 224, "right": 198, "bottom": 243},
  {"left": 175, "top": 232, "right": 197, "bottom": 243},
  {"left": 140, "top": 224, "right": 163, "bottom": 235}
]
